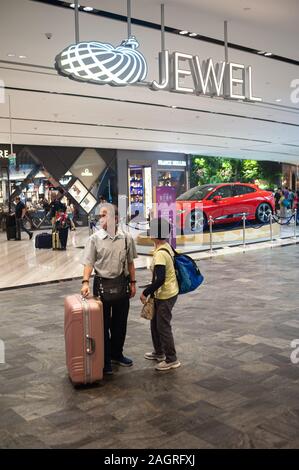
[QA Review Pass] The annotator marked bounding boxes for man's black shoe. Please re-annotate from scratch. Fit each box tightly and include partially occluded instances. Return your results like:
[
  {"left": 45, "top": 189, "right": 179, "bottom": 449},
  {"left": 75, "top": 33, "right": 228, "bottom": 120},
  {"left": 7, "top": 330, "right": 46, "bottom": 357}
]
[{"left": 111, "top": 355, "right": 133, "bottom": 367}]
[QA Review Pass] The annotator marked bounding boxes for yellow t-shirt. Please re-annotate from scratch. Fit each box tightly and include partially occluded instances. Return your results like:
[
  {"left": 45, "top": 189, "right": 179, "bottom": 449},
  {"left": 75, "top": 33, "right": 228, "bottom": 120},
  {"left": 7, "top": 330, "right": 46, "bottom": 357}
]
[{"left": 151, "top": 243, "right": 179, "bottom": 300}]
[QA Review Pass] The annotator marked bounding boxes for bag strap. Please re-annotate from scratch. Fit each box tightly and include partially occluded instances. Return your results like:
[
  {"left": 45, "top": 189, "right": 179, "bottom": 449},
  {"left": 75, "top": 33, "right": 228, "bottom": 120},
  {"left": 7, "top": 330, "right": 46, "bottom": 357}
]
[
  {"left": 159, "top": 247, "right": 201, "bottom": 274},
  {"left": 158, "top": 247, "right": 175, "bottom": 267},
  {"left": 123, "top": 233, "right": 129, "bottom": 274},
  {"left": 95, "top": 233, "right": 129, "bottom": 279}
]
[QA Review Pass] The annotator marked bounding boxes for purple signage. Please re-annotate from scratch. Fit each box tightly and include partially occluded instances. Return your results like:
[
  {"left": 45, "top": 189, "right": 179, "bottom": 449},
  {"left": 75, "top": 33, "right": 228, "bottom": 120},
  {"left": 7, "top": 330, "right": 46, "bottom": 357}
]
[{"left": 155, "top": 186, "right": 177, "bottom": 248}]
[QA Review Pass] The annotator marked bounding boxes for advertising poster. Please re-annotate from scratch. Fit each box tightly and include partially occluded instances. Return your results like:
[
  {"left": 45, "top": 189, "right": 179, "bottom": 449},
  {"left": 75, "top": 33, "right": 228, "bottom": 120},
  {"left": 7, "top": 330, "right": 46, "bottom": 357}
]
[
  {"left": 155, "top": 186, "right": 177, "bottom": 248},
  {"left": 68, "top": 179, "right": 88, "bottom": 203},
  {"left": 80, "top": 193, "right": 97, "bottom": 214}
]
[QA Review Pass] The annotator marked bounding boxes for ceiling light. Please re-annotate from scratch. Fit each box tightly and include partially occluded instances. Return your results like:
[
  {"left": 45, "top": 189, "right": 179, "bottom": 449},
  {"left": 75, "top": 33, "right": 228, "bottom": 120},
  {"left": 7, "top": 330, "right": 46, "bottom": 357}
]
[
  {"left": 19, "top": 55, "right": 27, "bottom": 59},
  {"left": 171, "top": 105, "right": 177, "bottom": 109},
  {"left": 189, "top": 33, "right": 198, "bottom": 37},
  {"left": 275, "top": 99, "right": 282, "bottom": 102},
  {"left": 70, "top": 3, "right": 80, "bottom": 8},
  {"left": 83, "top": 6, "right": 93, "bottom": 11},
  {"left": 264, "top": 52, "right": 273, "bottom": 56},
  {"left": 7, "top": 53, "right": 15, "bottom": 57},
  {"left": 257, "top": 51, "right": 266, "bottom": 55},
  {"left": 179, "top": 30, "right": 189, "bottom": 35}
]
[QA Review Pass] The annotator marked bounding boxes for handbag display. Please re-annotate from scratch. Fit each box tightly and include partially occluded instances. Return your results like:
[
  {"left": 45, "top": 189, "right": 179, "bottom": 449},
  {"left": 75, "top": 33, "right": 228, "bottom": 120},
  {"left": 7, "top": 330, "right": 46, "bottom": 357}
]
[{"left": 140, "top": 297, "right": 155, "bottom": 320}]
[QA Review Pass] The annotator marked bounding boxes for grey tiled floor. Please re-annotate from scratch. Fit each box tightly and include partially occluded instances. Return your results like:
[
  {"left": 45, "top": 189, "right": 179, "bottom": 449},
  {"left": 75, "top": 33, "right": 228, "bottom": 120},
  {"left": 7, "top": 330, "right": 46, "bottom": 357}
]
[{"left": 1, "top": 245, "right": 299, "bottom": 449}]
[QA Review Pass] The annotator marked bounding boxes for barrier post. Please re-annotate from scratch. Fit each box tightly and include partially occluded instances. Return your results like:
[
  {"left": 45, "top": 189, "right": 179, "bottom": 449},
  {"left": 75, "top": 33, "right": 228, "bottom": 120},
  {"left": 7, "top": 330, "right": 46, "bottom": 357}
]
[
  {"left": 242, "top": 213, "right": 246, "bottom": 251},
  {"left": 269, "top": 212, "right": 273, "bottom": 243},
  {"left": 294, "top": 209, "right": 297, "bottom": 240},
  {"left": 209, "top": 215, "right": 214, "bottom": 256}
]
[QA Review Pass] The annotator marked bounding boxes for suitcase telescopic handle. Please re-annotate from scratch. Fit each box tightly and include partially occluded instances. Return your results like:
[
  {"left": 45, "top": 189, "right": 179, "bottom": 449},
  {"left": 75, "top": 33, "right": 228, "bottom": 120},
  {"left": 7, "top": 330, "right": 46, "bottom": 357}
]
[{"left": 86, "top": 335, "right": 96, "bottom": 355}]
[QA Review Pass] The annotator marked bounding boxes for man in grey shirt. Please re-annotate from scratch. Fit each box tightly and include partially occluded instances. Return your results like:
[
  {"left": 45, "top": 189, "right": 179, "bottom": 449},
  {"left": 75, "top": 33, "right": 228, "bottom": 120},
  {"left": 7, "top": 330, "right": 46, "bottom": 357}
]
[{"left": 81, "top": 204, "right": 138, "bottom": 374}]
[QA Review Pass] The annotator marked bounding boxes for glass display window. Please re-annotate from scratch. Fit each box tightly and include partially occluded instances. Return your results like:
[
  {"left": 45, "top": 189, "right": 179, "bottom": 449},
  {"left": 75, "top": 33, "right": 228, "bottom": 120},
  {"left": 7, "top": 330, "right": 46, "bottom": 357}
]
[
  {"left": 157, "top": 169, "right": 186, "bottom": 197},
  {"left": 129, "top": 166, "right": 144, "bottom": 218}
]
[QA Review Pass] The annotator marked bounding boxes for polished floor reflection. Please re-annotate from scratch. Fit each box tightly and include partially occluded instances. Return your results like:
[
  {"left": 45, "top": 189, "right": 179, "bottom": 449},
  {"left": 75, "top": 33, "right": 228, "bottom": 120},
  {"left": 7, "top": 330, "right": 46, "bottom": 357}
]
[
  {"left": 0, "top": 245, "right": 299, "bottom": 448},
  {"left": 0, "top": 223, "right": 298, "bottom": 290},
  {"left": 0, "top": 227, "right": 150, "bottom": 289}
]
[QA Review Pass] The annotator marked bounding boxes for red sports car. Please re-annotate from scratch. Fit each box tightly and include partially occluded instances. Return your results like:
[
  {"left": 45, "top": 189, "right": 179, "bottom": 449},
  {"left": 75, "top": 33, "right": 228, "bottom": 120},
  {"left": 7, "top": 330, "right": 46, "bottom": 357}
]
[{"left": 176, "top": 182, "right": 275, "bottom": 233}]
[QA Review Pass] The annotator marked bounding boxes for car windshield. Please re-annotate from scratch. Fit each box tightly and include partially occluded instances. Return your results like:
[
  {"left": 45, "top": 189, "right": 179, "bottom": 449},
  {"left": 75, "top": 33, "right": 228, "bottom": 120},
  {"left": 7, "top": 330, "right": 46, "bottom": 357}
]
[{"left": 177, "top": 184, "right": 217, "bottom": 201}]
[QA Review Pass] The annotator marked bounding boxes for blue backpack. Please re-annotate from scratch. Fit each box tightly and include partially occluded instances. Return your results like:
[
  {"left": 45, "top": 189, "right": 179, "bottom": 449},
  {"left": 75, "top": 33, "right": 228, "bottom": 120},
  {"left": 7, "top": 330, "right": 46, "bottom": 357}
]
[{"left": 160, "top": 248, "right": 204, "bottom": 295}]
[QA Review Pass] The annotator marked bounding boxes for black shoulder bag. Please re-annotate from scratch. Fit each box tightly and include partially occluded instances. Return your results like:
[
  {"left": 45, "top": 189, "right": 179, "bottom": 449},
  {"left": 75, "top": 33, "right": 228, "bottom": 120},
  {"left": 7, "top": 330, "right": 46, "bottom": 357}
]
[{"left": 94, "top": 236, "right": 130, "bottom": 303}]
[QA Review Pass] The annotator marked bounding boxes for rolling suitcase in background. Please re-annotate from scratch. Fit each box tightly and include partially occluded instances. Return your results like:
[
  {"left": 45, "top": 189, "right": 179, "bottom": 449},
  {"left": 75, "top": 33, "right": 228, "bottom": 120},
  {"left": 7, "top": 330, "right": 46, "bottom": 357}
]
[
  {"left": 52, "top": 230, "right": 61, "bottom": 250},
  {"left": 35, "top": 232, "right": 52, "bottom": 249},
  {"left": 6, "top": 214, "right": 16, "bottom": 240},
  {"left": 64, "top": 294, "right": 104, "bottom": 386}
]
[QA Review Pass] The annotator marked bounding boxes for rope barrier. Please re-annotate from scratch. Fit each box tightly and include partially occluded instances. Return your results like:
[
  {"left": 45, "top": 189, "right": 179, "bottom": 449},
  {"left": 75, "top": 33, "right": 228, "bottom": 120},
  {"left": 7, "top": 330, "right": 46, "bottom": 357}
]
[{"left": 272, "top": 213, "right": 295, "bottom": 226}]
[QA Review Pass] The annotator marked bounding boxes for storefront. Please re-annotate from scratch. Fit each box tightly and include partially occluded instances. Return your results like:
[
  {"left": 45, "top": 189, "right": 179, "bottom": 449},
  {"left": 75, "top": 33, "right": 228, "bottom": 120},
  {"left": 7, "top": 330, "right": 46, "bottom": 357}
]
[
  {"left": 0, "top": 144, "right": 118, "bottom": 227},
  {"left": 117, "top": 150, "right": 189, "bottom": 220},
  {"left": 1, "top": 144, "right": 191, "bottom": 226}
]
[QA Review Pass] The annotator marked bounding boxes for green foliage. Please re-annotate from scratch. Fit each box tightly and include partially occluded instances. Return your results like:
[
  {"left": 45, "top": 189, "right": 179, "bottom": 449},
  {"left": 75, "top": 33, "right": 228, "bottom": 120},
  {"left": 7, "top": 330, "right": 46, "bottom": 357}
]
[
  {"left": 241, "top": 160, "right": 259, "bottom": 181},
  {"left": 190, "top": 156, "right": 282, "bottom": 188}
]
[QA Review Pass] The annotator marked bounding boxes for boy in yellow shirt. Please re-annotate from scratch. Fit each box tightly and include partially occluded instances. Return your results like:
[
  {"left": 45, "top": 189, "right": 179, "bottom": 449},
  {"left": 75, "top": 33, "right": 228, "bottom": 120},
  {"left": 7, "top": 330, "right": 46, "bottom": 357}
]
[{"left": 140, "top": 218, "right": 180, "bottom": 371}]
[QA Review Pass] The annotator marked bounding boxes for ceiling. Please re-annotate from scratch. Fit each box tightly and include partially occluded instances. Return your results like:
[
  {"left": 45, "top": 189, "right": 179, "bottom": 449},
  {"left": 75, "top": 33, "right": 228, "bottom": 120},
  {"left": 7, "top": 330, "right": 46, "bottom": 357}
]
[{"left": 0, "top": 0, "right": 298, "bottom": 164}]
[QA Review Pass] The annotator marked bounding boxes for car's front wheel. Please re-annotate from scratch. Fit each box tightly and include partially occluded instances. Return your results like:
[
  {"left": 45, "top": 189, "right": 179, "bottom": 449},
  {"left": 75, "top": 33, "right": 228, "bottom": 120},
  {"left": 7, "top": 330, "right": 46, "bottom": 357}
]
[
  {"left": 256, "top": 203, "right": 272, "bottom": 223},
  {"left": 185, "top": 209, "right": 207, "bottom": 233}
]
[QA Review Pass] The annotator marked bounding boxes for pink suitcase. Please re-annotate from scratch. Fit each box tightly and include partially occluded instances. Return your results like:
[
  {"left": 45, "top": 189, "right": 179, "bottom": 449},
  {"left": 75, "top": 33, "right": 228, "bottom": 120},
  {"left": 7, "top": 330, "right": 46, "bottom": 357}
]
[{"left": 64, "top": 294, "right": 104, "bottom": 386}]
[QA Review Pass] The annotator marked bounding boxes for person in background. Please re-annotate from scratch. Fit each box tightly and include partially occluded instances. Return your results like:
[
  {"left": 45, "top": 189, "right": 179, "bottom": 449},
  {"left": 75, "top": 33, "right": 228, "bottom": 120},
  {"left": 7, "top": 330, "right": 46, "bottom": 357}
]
[
  {"left": 282, "top": 186, "right": 289, "bottom": 204},
  {"left": 294, "top": 190, "right": 299, "bottom": 224},
  {"left": 49, "top": 187, "right": 65, "bottom": 224},
  {"left": 279, "top": 189, "right": 288, "bottom": 219},
  {"left": 14, "top": 196, "right": 33, "bottom": 241},
  {"left": 54, "top": 206, "right": 70, "bottom": 250},
  {"left": 288, "top": 188, "right": 295, "bottom": 210},
  {"left": 140, "top": 217, "right": 180, "bottom": 372},
  {"left": 66, "top": 198, "right": 76, "bottom": 231},
  {"left": 99, "top": 195, "right": 107, "bottom": 204},
  {"left": 41, "top": 198, "right": 51, "bottom": 214},
  {"left": 274, "top": 187, "right": 281, "bottom": 215},
  {"left": 81, "top": 204, "right": 138, "bottom": 375}
]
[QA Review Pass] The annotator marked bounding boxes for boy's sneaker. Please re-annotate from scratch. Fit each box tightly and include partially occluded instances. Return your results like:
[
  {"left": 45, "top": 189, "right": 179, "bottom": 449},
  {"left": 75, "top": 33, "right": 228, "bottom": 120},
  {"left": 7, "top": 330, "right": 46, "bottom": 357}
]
[
  {"left": 144, "top": 352, "right": 166, "bottom": 362},
  {"left": 155, "top": 360, "right": 181, "bottom": 371},
  {"left": 111, "top": 355, "right": 133, "bottom": 367}
]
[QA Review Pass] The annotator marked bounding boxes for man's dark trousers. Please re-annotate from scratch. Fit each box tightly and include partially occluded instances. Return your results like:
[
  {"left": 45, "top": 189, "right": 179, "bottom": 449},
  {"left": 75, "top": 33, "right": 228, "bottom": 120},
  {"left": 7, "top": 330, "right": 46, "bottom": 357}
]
[
  {"left": 93, "top": 280, "right": 130, "bottom": 369},
  {"left": 16, "top": 218, "right": 31, "bottom": 239},
  {"left": 103, "top": 298, "right": 130, "bottom": 368}
]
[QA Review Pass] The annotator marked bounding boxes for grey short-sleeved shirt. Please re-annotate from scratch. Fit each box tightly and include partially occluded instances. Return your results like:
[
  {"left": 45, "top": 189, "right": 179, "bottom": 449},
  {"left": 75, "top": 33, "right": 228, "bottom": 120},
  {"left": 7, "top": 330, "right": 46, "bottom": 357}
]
[{"left": 82, "top": 228, "right": 138, "bottom": 278}]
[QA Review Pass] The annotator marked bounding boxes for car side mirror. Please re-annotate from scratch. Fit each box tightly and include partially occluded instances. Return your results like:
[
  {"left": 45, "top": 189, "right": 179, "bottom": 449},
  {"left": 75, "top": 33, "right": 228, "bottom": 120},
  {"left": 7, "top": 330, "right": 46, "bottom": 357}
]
[{"left": 213, "top": 195, "right": 222, "bottom": 202}]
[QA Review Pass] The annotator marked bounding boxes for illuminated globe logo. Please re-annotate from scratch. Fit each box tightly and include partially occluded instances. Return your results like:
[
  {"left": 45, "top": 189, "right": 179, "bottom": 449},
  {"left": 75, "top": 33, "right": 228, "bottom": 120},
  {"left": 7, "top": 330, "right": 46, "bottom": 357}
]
[{"left": 55, "top": 36, "right": 147, "bottom": 86}]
